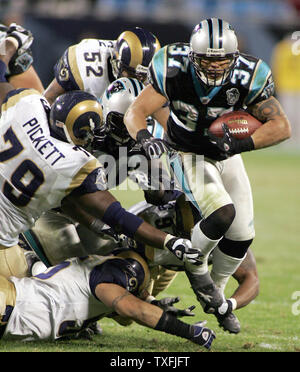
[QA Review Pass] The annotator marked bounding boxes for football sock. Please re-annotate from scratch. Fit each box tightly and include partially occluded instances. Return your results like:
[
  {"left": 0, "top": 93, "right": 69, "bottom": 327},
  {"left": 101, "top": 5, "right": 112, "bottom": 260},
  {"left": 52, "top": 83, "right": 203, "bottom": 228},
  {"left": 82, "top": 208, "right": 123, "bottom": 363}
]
[{"left": 211, "top": 246, "right": 246, "bottom": 294}]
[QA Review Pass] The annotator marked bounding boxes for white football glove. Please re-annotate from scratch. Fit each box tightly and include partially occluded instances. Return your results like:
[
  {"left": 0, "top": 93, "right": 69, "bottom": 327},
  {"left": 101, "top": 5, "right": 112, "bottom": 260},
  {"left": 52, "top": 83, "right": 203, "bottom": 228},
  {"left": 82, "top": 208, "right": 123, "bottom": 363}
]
[
  {"left": 6, "top": 23, "right": 33, "bottom": 53},
  {"left": 164, "top": 235, "right": 203, "bottom": 265}
]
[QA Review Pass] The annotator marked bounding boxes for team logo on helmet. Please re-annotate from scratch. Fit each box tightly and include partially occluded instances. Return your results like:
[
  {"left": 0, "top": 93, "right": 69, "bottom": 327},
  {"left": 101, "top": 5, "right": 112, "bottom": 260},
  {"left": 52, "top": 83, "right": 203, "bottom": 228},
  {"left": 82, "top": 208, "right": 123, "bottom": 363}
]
[
  {"left": 112, "top": 27, "right": 160, "bottom": 82},
  {"left": 50, "top": 90, "right": 103, "bottom": 148}
]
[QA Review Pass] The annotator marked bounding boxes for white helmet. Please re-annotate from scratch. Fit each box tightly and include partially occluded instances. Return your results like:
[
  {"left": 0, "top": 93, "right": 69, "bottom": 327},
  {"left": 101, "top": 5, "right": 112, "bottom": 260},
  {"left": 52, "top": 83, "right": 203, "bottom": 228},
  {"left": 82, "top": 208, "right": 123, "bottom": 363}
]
[
  {"left": 189, "top": 18, "right": 239, "bottom": 86},
  {"left": 101, "top": 77, "right": 144, "bottom": 145}
]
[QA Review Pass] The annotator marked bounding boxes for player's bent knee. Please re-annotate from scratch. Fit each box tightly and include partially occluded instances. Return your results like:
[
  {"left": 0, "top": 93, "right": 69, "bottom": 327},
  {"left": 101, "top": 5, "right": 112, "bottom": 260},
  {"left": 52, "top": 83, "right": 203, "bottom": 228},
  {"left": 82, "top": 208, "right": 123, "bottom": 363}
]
[
  {"left": 218, "top": 237, "right": 253, "bottom": 259},
  {"left": 0, "top": 244, "right": 29, "bottom": 278},
  {"left": 200, "top": 204, "right": 236, "bottom": 239}
]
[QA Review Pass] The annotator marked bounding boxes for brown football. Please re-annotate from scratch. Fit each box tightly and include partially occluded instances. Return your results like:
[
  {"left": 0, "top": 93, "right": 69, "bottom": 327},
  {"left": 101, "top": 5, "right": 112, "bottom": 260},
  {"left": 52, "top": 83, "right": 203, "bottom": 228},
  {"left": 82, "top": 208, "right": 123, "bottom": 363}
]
[{"left": 208, "top": 111, "right": 262, "bottom": 139}]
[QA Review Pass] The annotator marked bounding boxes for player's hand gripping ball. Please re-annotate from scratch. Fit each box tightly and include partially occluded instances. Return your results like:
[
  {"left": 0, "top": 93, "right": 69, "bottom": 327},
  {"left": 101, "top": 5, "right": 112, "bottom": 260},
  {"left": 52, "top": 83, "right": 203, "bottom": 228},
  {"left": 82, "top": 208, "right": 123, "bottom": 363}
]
[{"left": 208, "top": 110, "right": 262, "bottom": 140}]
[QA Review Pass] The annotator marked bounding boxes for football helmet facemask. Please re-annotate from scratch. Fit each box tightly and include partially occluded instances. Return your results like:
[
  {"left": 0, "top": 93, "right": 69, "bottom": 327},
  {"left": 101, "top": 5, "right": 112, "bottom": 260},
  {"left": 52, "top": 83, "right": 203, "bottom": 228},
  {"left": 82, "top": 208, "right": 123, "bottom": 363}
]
[
  {"left": 49, "top": 90, "right": 103, "bottom": 148},
  {"left": 189, "top": 18, "right": 239, "bottom": 87},
  {"left": 111, "top": 27, "right": 160, "bottom": 82},
  {"left": 101, "top": 77, "right": 144, "bottom": 145}
]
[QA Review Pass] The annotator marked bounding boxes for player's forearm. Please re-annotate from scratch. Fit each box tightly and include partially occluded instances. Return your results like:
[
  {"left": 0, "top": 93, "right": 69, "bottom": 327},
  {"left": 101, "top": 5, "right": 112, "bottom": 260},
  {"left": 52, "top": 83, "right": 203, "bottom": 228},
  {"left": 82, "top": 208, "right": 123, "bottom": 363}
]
[
  {"left": 230, "top": 273, "right": 259, "bottom": 309},
  {"left": 248, "top": 96, "right": 291, "bottom": 149},
  {"left": 251, "top": 118, "right": 291, "bottom": 149},
  {"left": 124, "top": 106, "right": 148, "bottom": 140},
  {"left": 9, "top": 66, "right": 44, "bottom": 93},
  {"left": 43, "top": 78, "right": 65, "bottom": 105}
]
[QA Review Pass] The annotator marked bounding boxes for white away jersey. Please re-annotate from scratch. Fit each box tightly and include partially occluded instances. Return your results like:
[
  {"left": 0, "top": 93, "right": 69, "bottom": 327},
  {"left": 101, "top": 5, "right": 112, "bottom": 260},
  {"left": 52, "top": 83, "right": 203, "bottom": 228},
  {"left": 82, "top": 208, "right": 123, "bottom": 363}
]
[
  {"left": 4, "top": 256, "right": 112, "bottom": 341},
  {"left": 54, "top": 38, "right": 116, "bottom": 100},
  {"left": 0, "top": 89, "right": 107, "bottom": 246}
]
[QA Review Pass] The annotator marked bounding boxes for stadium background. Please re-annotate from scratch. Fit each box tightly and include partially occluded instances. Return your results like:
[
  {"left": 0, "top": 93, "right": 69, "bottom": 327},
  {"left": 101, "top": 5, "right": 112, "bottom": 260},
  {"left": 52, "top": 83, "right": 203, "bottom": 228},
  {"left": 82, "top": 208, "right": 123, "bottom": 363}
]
[{"left": 0, "top": 0, "right": 300, "bottom": 353}]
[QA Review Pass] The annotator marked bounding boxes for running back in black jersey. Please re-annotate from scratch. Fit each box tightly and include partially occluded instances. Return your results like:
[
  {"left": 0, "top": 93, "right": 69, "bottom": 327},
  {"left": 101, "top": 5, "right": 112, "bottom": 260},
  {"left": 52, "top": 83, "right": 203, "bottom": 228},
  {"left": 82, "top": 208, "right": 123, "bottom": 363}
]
[{"left": 148, "top": 43, "right": 274, "bottom": 160}]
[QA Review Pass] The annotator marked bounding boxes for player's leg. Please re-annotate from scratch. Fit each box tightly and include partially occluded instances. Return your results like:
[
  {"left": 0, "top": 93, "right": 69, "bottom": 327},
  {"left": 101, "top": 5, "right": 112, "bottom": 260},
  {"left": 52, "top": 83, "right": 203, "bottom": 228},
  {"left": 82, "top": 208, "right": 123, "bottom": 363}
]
[
  {"left": 211, "top": 155, "right": 255, "bottom": 294},
  {"left": 169, "top": 152, "right": 234, "bottom": 310},
  {"left": 209, "top": 155, "right": 255, "bottom": 333},
  {"left": 25, "top": 210, "right": 87, "bottom": 266}
]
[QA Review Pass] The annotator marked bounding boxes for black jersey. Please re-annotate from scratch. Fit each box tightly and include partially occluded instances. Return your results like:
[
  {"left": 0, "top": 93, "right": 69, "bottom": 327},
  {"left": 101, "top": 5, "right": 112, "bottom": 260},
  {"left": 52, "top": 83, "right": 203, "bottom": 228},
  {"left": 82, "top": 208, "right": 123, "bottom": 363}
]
[{"left": 149, "top": 43, "right": 274, "bottom": 160}]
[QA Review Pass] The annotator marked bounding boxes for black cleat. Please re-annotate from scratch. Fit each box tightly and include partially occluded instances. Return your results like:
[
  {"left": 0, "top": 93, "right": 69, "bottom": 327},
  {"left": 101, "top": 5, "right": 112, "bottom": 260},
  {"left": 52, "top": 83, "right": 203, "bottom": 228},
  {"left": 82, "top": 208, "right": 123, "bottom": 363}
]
[
  {"left": 186, "top": 271, "right": 224, "bottom": 310},
  {"left": 215, "top": 312, "right": 241, "bottom": 334}
]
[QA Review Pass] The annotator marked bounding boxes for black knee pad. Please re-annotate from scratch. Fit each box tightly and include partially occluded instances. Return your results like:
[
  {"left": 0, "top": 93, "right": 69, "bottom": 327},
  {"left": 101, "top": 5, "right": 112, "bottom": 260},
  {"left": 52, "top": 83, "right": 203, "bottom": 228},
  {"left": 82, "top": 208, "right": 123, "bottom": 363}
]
[
  {"left": 200, "top": 204, "right": 236, "bottom": 240},
  {"left": 218, "top": 237, "right": 253, "bottom": 259}
]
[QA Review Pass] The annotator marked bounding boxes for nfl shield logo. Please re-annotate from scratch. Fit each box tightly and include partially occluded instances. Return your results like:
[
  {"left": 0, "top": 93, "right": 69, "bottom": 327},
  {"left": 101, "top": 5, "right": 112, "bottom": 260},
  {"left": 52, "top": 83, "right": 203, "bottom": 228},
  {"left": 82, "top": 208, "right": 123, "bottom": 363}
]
[{"left": 226, "top": 88, "right": 240, "bottom": 106}]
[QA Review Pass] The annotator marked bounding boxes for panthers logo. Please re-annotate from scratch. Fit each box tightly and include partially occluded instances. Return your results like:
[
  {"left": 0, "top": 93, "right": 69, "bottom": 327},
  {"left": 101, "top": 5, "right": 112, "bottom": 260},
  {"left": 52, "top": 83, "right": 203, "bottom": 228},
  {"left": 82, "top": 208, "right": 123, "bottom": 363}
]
[{"left": 106, "top": 80, "right": 125, "bottom": 99}]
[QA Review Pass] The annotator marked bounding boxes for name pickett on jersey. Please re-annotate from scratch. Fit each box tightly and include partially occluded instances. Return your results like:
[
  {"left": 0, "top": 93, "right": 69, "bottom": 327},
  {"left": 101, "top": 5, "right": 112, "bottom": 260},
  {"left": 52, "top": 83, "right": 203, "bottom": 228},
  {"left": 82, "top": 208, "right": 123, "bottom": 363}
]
[{"left": 22, "top": 117, "right": 66, "bottom": 166}]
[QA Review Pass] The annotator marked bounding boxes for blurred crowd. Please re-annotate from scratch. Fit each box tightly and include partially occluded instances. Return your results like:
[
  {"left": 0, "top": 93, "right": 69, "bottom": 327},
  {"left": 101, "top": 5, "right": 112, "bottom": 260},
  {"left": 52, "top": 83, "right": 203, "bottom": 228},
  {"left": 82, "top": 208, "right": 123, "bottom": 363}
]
[{"left": 0, "top": 0, "right": 299, "bottom": 24}]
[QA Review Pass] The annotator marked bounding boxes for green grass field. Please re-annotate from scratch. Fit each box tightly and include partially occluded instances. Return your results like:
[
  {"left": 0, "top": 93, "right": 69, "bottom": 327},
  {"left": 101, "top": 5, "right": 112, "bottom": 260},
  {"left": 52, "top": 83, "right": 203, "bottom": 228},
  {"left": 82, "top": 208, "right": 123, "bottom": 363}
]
[{"left": 1, "top": 148, "right": 300, "bottom": 353}]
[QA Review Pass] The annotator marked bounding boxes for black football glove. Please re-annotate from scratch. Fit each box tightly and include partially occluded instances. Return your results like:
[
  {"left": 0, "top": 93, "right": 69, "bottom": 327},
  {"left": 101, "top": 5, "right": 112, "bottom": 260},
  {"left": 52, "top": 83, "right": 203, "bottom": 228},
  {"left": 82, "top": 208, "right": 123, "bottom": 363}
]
[
  {"left": 151, "top": 296, "right": 196, "bottom": 318},
  {"left": 208, "top": 123, "right": 254, "bottom": 157},
  {"left": 6, "top": 23, "right": 33, "bottom": 53},
  {"left": 136, "top": 129, "right": 166, "bottom": 160},
  {"left": 164, "top": 236, "right": 203, "bottom": 265}
]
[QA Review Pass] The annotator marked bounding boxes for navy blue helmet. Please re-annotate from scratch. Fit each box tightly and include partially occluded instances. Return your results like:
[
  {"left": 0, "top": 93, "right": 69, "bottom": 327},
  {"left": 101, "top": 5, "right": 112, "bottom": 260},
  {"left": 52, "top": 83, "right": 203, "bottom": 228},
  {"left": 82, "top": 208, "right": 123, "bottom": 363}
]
[
  {"left": 112, "top": 27, "right": 161, "bottom": 82},
  {"left": 49, "top": 90, "right": 103, "bottom": 148}
]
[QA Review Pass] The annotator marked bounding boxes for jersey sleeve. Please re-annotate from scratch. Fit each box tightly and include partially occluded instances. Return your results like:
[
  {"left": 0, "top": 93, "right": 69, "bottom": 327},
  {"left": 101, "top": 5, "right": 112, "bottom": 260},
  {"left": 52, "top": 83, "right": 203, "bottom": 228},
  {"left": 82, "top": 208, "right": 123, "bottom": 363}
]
[
  {"left": 148, "top": 46, "right": 168, "bottom": 98},
  {"left": 89, "top": 259, "right": 128, "bottom": 299},
  {"left": 244, "top": 60, "right": 275, "bottom": 106},
  {"left": 65, "top": 158, "right": 108, "bottom": 198},
  {"left": 54, "top": 44, "right": 83, "bottom": 91},
  {"left": 0, "top": 88, "right": 41, "bottom": 114}
]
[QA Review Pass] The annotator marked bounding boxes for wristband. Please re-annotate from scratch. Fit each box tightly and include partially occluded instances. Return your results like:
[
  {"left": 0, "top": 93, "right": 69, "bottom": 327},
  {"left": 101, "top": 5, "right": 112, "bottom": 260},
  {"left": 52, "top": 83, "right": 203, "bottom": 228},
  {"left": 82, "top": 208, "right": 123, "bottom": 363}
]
[
  {"left": 163, "top": 234, "right": 175, "bottom": 249},
  {"left": 145, "top": 295, "right": 156, "bottom": 304},
  {"left": 237, "top": 136, "right": 255, "bottom": 153},
  {"left": 228, "top": 298, "right": 237, "bottom": 311},
  {"left": 136, "top": 129, "right": 152, "bottom": 143}
]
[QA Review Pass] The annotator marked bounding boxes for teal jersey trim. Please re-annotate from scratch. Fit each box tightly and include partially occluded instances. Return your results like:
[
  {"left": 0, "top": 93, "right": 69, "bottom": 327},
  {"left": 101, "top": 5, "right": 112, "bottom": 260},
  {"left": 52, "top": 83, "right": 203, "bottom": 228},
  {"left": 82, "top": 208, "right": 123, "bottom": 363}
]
[
  {"left": 245, "top": 60, "right": 271, "bottom": 105},
  {"left": 190, "top": 64, "right": 222, "bottom": 104},
  {"left": 169, "top": 153, "right": 202, "bottom": 214},
  {"left": 22, "top": 230, "right": 51, "bottom": 267},
  {"left": 153, "top": 122, "right": 164, "bottom": 139},
  {"left": 151, "top": 47, "right": 167, "bottom": 97}
]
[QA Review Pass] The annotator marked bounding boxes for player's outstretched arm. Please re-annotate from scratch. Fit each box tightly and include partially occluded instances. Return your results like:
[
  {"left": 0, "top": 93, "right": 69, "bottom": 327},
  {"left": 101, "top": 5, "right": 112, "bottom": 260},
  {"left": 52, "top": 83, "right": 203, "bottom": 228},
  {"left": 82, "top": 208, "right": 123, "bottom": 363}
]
[
  {"left": 0, "top": 39, "right": 17, "bottom": 105},
  {"left": 9, "top": 65, "right": 44, "bottom": 93},
  {"left": 68, "top": 190, "right": 202, "bottom": 265},
  {"left": 247, "top": 96, "right": 291, "bottom": 149},
  {"left": 0, "top": 24, "right": 34, "bottom": 107},
  {"left": 95, "top": 283, "right": 215, "bottom": 349}
]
